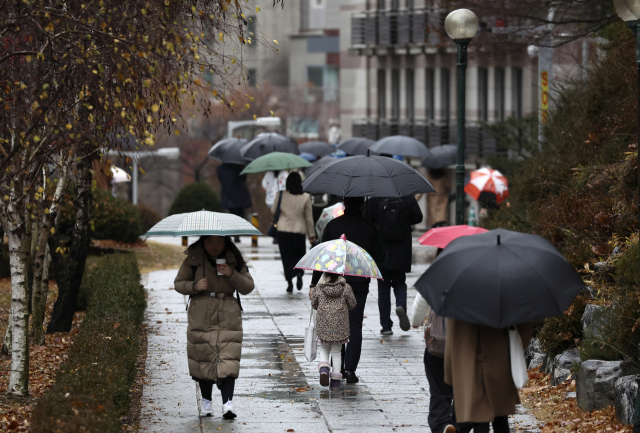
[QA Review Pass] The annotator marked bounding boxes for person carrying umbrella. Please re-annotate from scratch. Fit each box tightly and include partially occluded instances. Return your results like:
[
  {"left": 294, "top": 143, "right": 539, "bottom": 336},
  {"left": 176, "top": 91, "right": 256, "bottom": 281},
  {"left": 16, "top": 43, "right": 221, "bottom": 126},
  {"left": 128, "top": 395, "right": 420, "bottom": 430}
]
[{"left": 216, "top": 164, "right": 253, "bottom": 243}]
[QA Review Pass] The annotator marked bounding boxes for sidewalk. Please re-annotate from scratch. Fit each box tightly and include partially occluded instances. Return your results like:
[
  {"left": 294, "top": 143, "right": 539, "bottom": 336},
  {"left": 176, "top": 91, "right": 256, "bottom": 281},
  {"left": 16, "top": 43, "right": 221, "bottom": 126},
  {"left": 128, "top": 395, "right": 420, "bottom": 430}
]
[{"left": 139, "top": 240, "right": 540, "bottom": 432}]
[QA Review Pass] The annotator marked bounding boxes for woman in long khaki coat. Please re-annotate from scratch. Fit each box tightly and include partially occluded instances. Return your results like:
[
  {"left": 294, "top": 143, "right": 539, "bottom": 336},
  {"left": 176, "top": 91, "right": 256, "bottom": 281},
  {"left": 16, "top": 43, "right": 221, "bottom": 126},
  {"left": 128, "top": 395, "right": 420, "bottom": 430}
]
[
  {"left": 444, "top": 320, "right": 533, "bottom": 433},
  {"left": 174, "top": 235, "right": 254, "bottom": 419}
]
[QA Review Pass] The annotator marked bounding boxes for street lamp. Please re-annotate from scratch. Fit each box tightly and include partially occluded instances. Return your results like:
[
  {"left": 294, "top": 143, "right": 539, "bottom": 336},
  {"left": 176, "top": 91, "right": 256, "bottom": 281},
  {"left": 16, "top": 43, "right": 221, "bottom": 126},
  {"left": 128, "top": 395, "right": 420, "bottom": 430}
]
[{"left": 444, "top": 9, "right": 479, "bottom": 225}]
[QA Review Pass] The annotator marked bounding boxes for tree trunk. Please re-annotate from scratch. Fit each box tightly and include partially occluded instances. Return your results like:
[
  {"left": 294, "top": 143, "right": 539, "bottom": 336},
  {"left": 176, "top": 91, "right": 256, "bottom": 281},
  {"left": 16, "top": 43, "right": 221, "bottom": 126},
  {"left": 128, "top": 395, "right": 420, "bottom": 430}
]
[{"left": 47, "top": 155, "right": 93, "bottom": 333}]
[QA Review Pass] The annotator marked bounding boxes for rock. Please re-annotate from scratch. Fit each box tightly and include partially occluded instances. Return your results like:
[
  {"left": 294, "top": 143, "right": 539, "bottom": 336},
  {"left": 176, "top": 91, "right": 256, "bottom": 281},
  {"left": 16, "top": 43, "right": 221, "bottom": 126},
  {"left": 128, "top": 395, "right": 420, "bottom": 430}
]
[
  {"left": 551, "top": 348, "right": 581, "bottom": 385},
  {"left": 577, "top": 360, "right": 623, "bottom": 411},
  {"left": 615, "top": 375, "right": 638, "bottom": 424},
  {"left": 525, "top": 338, "right": 546, "bottom": 369},
  {"left": 581, "top": 304, "right": 607, "bottom": 338}
]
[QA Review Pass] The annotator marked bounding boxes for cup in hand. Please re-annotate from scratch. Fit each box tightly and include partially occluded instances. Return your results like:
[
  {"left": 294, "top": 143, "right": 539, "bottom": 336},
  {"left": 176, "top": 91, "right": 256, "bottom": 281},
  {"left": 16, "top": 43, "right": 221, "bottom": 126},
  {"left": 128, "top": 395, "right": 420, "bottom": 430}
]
[{"left": 216, "top": 258, "right": 226, "bottom": 275}]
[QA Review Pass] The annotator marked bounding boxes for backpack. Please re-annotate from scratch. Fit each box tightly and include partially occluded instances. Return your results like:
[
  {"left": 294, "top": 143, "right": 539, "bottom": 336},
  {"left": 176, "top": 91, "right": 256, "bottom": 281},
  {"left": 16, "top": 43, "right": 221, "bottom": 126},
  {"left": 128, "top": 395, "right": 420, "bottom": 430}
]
[
  {"left": 425, "top": 308, "right": 447, "bottom": 358},
  {"left": 376, "top": 198, "right": 408, "bottom": 242}
]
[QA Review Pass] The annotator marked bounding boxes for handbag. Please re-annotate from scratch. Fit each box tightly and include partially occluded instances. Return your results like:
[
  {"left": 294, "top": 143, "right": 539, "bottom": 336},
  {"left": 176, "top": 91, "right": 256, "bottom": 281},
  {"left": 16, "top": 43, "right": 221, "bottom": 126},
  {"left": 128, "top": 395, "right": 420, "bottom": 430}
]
[
  {"left": 509, "top": 326, "right": 529, "bottom": 389},
  {"left": 267, "top": 191, "right": 283, "bottom": 238},
  {"left": 304, "top": 309, "right": 317, "bottom": 362}
]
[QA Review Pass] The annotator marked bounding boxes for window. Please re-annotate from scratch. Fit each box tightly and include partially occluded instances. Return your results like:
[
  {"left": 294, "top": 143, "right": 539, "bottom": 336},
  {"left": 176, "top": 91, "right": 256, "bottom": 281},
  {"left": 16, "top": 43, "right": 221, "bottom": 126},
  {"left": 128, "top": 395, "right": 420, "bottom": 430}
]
[
  {"left": 441, "top": 68, "right": 450, "bottom": 122},
  {"left": 324, "top": 66, "right": 339, "bottom": 102},
  {"left": 390, "top": 0, "right": 400, "bottom": 10},
  {"left": 247, "top": 16, "right": 257, "bottom": 47},
  {"left": 307, "top": 66, "right": 324, "bottom": 88},
  {"left": 495, "top": 67, "right": 505, "bottom": 121},
  {"left": 406, "top": 69, "right": 415, "bottom": 120},
  {"left": 478, "top": 67, "right": 488, "bottom": 121},
  {"left": 407, "top": 0, "right": 415, "bottom": 9},
  {"left": 204, "top": 69, "right": 213, "bottom": 86},
  {"left": 426, "top": 68, "right": 435, "bottom": 120},
  {"left": 378, "top": 69, "right": 387, "bottom": 119},
  {"left": 247, "top": 69, "right": 257, "bottom": 86},
  {"left": 378, "top": 0, "right": 386, "bottom": 10},
  {"left": 391, "top": 69, "right": 400, "bottom": 119},
  {"left": 306, "top": 66, "right": 338, "bottom": 102},
  {"left": 512, "top": 68, "right": 523, "bottom": 119}
]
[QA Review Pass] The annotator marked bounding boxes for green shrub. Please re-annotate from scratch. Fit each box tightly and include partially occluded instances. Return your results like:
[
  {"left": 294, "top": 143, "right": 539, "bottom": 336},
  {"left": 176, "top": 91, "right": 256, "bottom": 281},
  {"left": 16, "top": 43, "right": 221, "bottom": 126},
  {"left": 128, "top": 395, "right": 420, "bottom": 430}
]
[
  {"left": 60, "top": 186, "right": 143, "bottom": 244},
  {"left": 168, "top": 181, "right": 220, "bottom": 215},
  {"left": 136, "top": 203, "right": 162, "bottom": 233},
  {"left": 31, "top": 253, "right": 146, "bottom": 433}
]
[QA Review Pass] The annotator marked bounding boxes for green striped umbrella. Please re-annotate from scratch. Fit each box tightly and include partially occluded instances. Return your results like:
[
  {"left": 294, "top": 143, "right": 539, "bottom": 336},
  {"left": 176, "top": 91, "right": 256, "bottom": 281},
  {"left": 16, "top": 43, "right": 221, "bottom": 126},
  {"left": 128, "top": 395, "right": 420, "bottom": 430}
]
[
  {"left": 144, "top": 210, "right": 262, "bottom": 237},
  {"left": 240, "top": 152, "right": 312, "bottom": 175}
]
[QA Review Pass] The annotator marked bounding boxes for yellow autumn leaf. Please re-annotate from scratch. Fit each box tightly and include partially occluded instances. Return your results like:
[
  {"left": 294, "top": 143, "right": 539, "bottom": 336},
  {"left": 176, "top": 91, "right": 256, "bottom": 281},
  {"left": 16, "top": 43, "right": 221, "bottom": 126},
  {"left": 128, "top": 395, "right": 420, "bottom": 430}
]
[
  {"left": 175, "top": 130, "right": 180, "bottom": 136},
  {"left": 151, "top": 104, "right": 159, "bottom": 112},
  {"left": 218, "top": 33, "right": 224, "bottom": 42},
  {"left": 273, "top": 39, "right": 278, "bottom": 44},
  {"left": 65, "top": 124, "right": 72, "bottom": 130},
  {"left": 253, "top": 114, "right": 257, "bottom": 120},
  {"left": 270, "top": 110, "right": 275, "bottom": 117},
  {"left": 231, "top": 58, "right": 236, "bottom": 64},
  {"left": 50, "top": 228, "right": 55, "bottom": 234},
  {"left": 255, "top": 6, "right": 260, "bottom": 12}
]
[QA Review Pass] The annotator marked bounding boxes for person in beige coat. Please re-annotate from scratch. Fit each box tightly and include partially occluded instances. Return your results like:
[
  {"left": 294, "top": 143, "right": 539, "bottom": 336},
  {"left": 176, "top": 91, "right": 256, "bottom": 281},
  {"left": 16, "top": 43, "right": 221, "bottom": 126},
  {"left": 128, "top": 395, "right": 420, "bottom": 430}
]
[
  {"left": 426, "top": 169, "right": 451, "bottom": 228},
  {"left": 271, "top": 172, "right": 316, "bottom": 292},
  {"left": 444, "top": 320, "right": 533, "bottom": 433},
  {"left": 174, "top": 235, "right": 254, "bottom": 419}
]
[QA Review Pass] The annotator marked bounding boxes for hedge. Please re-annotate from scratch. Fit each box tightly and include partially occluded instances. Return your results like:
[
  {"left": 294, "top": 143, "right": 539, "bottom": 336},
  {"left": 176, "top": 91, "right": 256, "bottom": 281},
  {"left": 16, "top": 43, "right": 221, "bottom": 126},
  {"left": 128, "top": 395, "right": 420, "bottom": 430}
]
[
  {"left": 168, "top": 181, "right": 220, "bottom": 215},
  {"left": 31, "top": 253, "right": 146, "bottom": 433}
]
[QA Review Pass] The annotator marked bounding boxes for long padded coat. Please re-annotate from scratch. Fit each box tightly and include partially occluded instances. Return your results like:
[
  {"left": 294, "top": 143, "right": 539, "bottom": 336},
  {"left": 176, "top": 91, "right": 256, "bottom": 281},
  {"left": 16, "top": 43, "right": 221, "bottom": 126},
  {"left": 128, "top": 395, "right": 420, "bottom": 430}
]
[{"left": 174, "top": 244, "right": 254, "bottom": 381}]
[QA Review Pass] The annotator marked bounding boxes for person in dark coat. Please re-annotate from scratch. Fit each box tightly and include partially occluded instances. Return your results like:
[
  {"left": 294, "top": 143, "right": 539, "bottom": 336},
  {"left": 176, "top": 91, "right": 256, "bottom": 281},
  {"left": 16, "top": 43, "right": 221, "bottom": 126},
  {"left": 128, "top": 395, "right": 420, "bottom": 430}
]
[
  {"left": 217, "top": 163, "right": 253, "bottom": 243},
  {"left": 364, "top": 195, "right": 423, "bottom": 334},
  {"left": 310, "top": 196, "right": 385, "bottom": 384}
]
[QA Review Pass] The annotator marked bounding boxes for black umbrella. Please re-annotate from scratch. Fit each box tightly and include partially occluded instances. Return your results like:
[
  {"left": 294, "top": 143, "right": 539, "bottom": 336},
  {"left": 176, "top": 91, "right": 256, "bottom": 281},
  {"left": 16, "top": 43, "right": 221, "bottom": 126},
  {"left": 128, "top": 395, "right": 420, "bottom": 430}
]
[
  {"left": 302, "top": 153, "right": 436, "bottom": 197},
  {"left": 369, "top": 135, "right": 431, "bottom": 158},
  {"left": 421, "top": 145, "right": 457, "bottom": 169},
  {"left": 208, "top": 138, "right": 248, "bottom": 165},
  {"left": 337, "top": 137, "right": 376, "bottom": 156},
  {"left": 304, "top": 155, "right": 337, "bottom": 177},
  {"left": 239, "top": 133, "right": 300, "bottom": 161},
  {"left": 299, "top": 141, "right": 335, "bottom": 157},
  {"left": 414, "top": 228, "right": 584, "bottom": 329}
]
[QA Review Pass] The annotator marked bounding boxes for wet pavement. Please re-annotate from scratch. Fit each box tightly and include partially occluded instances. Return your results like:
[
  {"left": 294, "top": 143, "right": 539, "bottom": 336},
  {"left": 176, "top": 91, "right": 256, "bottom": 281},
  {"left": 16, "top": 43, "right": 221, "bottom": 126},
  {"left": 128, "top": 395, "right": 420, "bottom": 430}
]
[{"left": 140, "top": 238, "right": 540, "bottom": 432}]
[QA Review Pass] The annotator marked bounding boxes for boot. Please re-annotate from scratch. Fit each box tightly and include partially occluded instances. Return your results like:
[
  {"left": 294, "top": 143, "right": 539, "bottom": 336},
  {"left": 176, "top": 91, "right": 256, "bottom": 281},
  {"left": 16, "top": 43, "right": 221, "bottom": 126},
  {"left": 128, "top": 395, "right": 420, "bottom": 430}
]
[
  {"left": 318, "top": 361, "right": 331, "bottom": 386},
  {"left": 330, "top": 372, "right": 342, "bottom": 389},
  {"left": 286, "top": 279, "right": 293, "bottom": 293}
]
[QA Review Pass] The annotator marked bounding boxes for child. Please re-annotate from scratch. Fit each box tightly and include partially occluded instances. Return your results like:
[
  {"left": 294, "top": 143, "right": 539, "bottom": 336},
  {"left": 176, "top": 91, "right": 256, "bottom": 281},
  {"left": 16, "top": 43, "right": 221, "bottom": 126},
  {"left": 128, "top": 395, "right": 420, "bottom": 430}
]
[{"left": 311, "top": 272, "right": 357, "bottom": 388}]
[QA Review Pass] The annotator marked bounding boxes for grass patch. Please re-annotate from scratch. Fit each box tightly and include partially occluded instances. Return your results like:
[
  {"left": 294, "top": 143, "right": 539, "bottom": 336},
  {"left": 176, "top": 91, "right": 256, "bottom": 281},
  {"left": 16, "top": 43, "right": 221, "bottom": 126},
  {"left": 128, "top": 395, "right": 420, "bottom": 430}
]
[
  {"left": 30, "top": 253, "right": 146, "bottom": 433},
  {"left": 134, "top": 240, "right": 186, "bottom": 274}
]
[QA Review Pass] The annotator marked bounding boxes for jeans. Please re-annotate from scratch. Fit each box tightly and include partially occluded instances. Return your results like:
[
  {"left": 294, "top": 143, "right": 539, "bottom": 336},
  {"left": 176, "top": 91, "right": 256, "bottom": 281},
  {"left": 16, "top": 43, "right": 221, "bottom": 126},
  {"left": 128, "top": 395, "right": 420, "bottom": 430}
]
[
  {"left": 377, "top": 269, "right": 407, "bottom": 330},
  {"left": 196, "top": 377, "right": 236, "bottom": 403},
  {"left": 424, "top": 349, "right": 457, "bottom": 432},
  {"left": 342, "top": 286, "right": 369, "bottom": 372}
]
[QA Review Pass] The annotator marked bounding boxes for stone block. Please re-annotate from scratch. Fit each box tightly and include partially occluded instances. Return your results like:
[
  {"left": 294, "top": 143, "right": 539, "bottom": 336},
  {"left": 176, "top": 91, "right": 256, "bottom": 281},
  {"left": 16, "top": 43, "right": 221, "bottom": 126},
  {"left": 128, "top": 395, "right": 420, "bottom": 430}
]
[
  {"left": 615, "top": 375, "right": 637, "bottom": 425},
  {"left": 577, "top": 360, "right": 623, "bottom": 411},
  {"left": 525, "top": 338, "right": 546, "bottom": 369},
  {"left": 551, "top": 348, "right": 581, "bottom": 385},
  {"left": 581, "top": 304, "right": 607, "bottom": 338}
]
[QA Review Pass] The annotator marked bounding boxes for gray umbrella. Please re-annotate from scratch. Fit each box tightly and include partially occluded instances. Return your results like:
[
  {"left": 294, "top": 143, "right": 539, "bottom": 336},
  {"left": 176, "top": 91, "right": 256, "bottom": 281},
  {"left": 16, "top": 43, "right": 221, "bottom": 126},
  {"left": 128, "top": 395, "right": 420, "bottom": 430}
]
[
  {"left": 208, "top": 138, "right": 248, "bottom": 165},
  {"left": 240, "top": 133, "right": 300, "bottom": 161},
  {"left": 302, "top": 154, "right": 435, "bottom": 197},
  {"left": 337, "top": 137, "right": 376, "bottom": 156},
  {"left": 421, "top": 145, "right": 457, "bottom": 169},
  {"left": 369, "top": 135, "right": 431, "bottom": 158},
  {"left": 414, "top": 228, "right": 584, "bottom": 328},
  {"left": 299, "top": 141, "right": 335, "bottom": 157}
]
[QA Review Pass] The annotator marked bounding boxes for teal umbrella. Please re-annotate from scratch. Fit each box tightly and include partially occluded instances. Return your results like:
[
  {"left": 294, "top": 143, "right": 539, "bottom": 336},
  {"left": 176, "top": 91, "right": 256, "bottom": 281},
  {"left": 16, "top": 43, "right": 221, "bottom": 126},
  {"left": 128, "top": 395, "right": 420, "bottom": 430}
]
[
  {"left": 144, "top": 210, "right": 262, "bottom": 237},
  {"left": 240, "top": 152, "right": 313, "bottom": 175}
]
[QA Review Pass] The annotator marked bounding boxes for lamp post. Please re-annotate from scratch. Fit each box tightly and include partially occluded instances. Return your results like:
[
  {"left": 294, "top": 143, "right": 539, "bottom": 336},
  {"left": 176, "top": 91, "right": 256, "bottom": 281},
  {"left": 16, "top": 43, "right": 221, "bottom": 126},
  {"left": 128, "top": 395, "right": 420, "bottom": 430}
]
[
  {"left": 444, "top": 9, "right": 479, "bottom": 225},
  {"left": 611, "top": 2, "right": 640, "bottom": 430}
]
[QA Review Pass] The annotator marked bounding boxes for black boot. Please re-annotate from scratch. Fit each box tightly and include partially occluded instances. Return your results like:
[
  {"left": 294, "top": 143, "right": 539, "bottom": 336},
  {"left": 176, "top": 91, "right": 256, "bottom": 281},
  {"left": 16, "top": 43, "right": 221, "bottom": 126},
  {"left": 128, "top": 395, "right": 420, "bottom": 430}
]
[
  {"left": 344, "top": 370, "right": 359, "bottom": 383},
  {"left": 296, "top": 274, "right": 303, "bottom": 290},
  {"left": 286, "top": 280, "right": 293, "bottom": 293}
]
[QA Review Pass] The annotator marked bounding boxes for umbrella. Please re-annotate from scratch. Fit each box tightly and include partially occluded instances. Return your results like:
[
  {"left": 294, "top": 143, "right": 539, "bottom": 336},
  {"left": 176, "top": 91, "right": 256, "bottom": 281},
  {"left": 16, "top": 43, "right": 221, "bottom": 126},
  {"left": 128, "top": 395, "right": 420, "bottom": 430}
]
[
  {"left": 240, "top": 152, "right": 313, "bottom": 175},
  {"left": 208, "top": 138, "right": 248, "bottom": 165},
  {"left": 421, "top": 145, "right": 457, "bottom": 169},
  {"left": 417, "top": 225, "right": 488, "bottom": 249},
  {"left": 302, "top": 154, "right": 436, "bottom": 197},
  {"left": 464, "top": 168, "right": 509, "bottom": 204},
  {"left": 299, "top": 141, "right": 335, "bottom": 157},
  {"left": 369, "top": 135, "right": 431, "bottom": 158},
  {"left": 414, "top": 228, "right": 585, "bottom": 329},
  {"left": 240, "top": 133, "right": 300, "bottom": 161},
  {"left": 110, "top": 166, "right": 131, "bottom": 183},
  {"left": 304, "top": 155, "right": 336, "bottom": 177},
  {"left": 314, "top": 202, "right": 344, "bottom": 240},
  {"left": 337, "top": 137, "right": 375, "bottom": 156},
  {"left": 295, "top": 234, "right": 382, "bottom": 279},
  {"left": 299, "top": 152, "right": 318, "bottom": 162},
  {"left": 144, "top": 210, "right": 262, "bottom": 237}
]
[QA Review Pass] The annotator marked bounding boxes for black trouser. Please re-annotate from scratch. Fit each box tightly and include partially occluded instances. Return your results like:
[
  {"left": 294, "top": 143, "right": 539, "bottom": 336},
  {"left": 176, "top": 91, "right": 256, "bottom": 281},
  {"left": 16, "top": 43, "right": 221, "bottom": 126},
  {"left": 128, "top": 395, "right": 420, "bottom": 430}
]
[
  {"left": 342, "top": 285, "right": 369, "bottom": 372},
  {"left": 277, "top": 231, "right": 306, "bottom": 283},
  {"left": 377, "top": 269, "right": 407, "bottom": 330},
  {"left": 463, "top": 417, "right": 510, "bottom": 433},
  {"left": 196, "top": 377, "right": 235, "bottom": 404},
  {"left": 424, "top": 349, "right": 457, "bottom": 432}
]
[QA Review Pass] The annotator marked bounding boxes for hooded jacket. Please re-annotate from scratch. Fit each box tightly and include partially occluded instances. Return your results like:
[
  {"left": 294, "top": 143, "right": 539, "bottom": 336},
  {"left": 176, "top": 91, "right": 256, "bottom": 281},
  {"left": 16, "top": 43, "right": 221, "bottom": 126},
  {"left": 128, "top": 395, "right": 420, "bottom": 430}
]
[{"left": 311, "top": 274, "right": 357, "bottom": 343}]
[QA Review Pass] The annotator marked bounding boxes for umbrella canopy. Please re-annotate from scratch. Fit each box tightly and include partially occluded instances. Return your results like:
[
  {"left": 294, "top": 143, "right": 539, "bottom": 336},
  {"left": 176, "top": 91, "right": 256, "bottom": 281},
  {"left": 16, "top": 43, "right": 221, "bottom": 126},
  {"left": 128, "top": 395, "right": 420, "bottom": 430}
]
[
  {"left": 369, "top": 135, "right": 431, "bottom": 158},
  {"left": 299, "top": 152, "right": 317, "bottom": 162},
  {"left": 302, "top": 154, "right": 436, "bottom": 197},
  {"left": 414, "top": 228, "right": 584, "bottom": 329},
  {"left": 304, "top": 155, "right": 336, "bottom": 177},
  {"left": 315, "top": 202, "right": 344, "bottom": 240},
  {"left": 421, "top": 145, "right": 457, "bottom": 169},
  {"left": 295, "top": 234, "right": 382, "bottom": 279},
  {"left": 464, "top": 168, "right": 509, "bottom": 204},
  {"left": 418, "top": 225, "right": 488, "bottom": 249},
  {"left": 299, "top": 141, "right": 335, "bottom": 157},
  {"left": 208, "top": 138, "right": 248, "bottom": 165},
  {"left": 240, "top": 133, "right": 299, "bottom": 161},
  {"left": 110, "top": 166, "right": 131, "bottom": 183},
  {"left": 144, "top": 210, "right": 262, "bottom": 237},
  {"left": 240, "top": 152, "right": 313, "bottom": 175},
  {"left": 337, "top": 137, "right": 375, "bottom": 156}
]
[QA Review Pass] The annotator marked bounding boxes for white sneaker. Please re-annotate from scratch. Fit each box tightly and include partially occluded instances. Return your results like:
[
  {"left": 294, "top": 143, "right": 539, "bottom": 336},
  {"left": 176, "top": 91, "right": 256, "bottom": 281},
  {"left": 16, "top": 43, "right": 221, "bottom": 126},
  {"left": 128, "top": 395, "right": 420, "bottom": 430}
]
[
  {"left": 201, "top": 398, "right": 212, "bottom": 417},
  {"left": 222, "top": 400, "right": 237, "bottom": 419}
]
